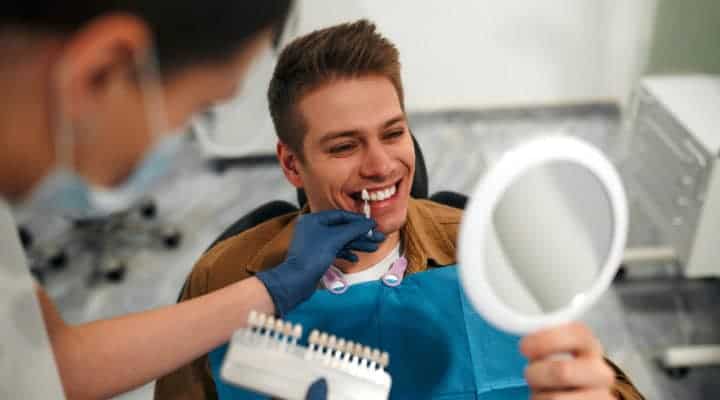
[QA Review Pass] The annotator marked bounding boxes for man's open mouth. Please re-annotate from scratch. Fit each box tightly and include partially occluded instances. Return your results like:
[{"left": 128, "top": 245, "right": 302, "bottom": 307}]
[{"left": 349, "top": 179, "right": 401, "bottom": 212}]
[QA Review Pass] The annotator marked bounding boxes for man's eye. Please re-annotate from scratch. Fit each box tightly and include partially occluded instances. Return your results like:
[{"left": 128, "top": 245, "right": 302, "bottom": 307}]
[
  {"left": 329, "top": 143, "right": 357, "bottom": 154},
  {"left": 384, "top": 130, "right": 405, "bottom": 140}
]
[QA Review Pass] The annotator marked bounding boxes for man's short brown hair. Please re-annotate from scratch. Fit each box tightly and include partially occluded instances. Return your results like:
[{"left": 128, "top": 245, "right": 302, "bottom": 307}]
[{"left": 267, "top": 19, "right": 404, "bottom": 158}]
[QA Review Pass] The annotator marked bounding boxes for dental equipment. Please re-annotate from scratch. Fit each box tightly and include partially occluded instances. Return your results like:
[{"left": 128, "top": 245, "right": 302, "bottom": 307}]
[
  {"left": 620, "top": 75, "right": 720, "bottom": 374},
  {"left": 621, "top": 75, "right": 720, "bottom": 278},
  {"left": 362, "top": 189, "right": 372, "bottom": 237},
  {"left": 220, "top": 312, "right": 391, "bottom": 399}
]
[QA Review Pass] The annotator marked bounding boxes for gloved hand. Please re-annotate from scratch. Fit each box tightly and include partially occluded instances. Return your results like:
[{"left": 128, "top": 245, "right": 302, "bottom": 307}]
[
  {"left": 305, "top": 379, "right": 327, "bottom": 400},
  {"left": 257, "top": 210, "right": 385, "bottom": 316}
]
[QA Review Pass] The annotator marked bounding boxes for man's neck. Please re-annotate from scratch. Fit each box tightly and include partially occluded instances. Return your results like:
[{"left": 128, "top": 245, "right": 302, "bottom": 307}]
[{"left": 335, "top": 230, "right": 400, "bottom": 274}]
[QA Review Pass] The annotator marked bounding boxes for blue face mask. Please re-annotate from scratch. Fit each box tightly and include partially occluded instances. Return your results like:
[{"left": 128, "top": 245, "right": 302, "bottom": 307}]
[
  {"left": 21, "top": 133, "right": 185, "bottom": 219},
  {"left": 88, "top": 133, "right": 185, "bottom": 215},
  {"left": 21, "top": 168, "right": 94, "bottom": 218}
]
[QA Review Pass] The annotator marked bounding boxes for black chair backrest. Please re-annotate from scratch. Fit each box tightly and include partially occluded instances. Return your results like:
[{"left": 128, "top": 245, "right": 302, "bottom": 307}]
[
  {"left": 296, "top": 134, "right": 428, "bottom": 207},
  {"left": 205, "top": 200, "right": 298, "bottom": 253},
  {"left": 182, "top": 200, "right": 298, "bottom": 302},
  {"left": 429, "top": 191, "right": 467, "bottom": 210}
]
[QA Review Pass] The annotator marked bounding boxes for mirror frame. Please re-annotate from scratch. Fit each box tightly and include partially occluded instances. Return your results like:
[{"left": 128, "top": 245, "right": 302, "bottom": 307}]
[{"left": 458, "top": 136, "right": 628, "bottom": 334}]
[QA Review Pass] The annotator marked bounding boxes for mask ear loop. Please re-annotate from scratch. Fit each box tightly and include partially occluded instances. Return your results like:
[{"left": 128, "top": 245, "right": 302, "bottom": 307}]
[
  {"left": 52, "top": 59, "right": 76, "bottom": 174},
  {"left": 134, "top": 48, "right": 171, "bottom": 143}
]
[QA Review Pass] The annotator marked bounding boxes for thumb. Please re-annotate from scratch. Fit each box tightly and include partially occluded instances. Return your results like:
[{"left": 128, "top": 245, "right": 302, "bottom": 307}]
[
  {"left": 313, "top": 209, "right": 367, "bottom": 226},
  {"left": 329, "top": 218, "right": 376, "bottom": 245},
  {"left": 305, "top": 378, "right": 328, "bottom": 400}
]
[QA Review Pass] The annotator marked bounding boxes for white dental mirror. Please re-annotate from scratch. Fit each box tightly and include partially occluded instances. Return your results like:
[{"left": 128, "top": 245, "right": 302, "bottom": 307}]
[{"left": 458, "top": 136, "right": 628, "bottom": 335}]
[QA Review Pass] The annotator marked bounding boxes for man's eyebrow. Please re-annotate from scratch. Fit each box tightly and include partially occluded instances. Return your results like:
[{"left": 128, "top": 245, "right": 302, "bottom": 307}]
[
  {"left": 382, "top": 115, "right": 407, "bottom": 129},
  {"left": 318, "top": 115, "right": 407, "bottom": 144},
  {"left": 318, "top": 130, "right": 360, "bottom": 145}
]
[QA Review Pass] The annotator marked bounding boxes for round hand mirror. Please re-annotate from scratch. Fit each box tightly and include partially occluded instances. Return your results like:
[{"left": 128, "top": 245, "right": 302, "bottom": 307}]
[{"left": 458, "top": 136, "right": 628, "bottom": 335}]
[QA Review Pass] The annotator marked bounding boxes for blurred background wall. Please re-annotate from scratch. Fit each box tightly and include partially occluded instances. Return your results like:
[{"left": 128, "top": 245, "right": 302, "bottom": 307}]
[
  {"left": 292, "top": 0, "right": 657, "bottom": 110},
  {"left": 646, "top": 0, "right": 720, "bottom": 75}
]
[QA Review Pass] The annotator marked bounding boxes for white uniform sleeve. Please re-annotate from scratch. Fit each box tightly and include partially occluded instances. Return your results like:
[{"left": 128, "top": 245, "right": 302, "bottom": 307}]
[{"left": 0, "top": 200, "right": 66, "bottom": 399}]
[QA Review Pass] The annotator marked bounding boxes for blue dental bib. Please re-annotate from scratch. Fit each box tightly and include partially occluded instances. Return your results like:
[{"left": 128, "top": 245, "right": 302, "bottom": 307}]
[{"left": 209, "top": 266, "right": 529, "bottom": 399}]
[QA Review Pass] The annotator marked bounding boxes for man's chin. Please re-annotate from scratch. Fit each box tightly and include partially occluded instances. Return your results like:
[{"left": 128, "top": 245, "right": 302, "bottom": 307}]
[{"left": 374, "top": 215, "right": 406, "bottom": 236}]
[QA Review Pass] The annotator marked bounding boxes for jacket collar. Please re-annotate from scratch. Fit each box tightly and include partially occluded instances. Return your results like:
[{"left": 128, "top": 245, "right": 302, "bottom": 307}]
[{"left": 246, "top": 198, "right": 456, "bottom": 273}]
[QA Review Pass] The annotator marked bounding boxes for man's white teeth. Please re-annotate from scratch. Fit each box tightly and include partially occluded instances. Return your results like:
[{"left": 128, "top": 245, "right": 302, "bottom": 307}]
[
  {"left": 361, "top": 189, "right": 370, "bottom": 201},
  {"left": 366, "top": 185, "right": 397, "bottom": 202}
]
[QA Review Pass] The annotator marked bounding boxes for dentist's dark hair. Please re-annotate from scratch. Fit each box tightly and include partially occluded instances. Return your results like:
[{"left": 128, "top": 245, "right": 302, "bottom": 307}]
[{"left": 2, "top": 1, "right": 292, "bottom": 73}]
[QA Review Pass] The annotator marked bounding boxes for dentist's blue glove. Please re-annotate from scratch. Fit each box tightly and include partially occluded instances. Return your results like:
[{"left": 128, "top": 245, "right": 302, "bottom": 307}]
[
  {"left": 305, "top": 379, "right": 328, "bottom": 400},
  {"left": 256, "top": 210, "right": 385, "bottom": 316}
]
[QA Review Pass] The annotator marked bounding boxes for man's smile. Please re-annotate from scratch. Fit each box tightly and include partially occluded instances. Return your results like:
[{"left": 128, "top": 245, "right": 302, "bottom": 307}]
[{"left": 347, "top": 177, "right": 403, "bottom": 214}]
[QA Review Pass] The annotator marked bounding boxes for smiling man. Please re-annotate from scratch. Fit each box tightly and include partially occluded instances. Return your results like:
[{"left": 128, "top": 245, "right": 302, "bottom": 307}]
[
  {"left": 155, "top": 20, "right": 643, "bottom": 400},
  {"left": 275, "top": 76, "right": 417, "bottom": 278}
]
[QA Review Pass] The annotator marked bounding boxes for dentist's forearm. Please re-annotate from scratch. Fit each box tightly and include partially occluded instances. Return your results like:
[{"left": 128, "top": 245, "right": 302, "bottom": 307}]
[{"left": 37, "top": 277, "right": 273, "bottom": 400}]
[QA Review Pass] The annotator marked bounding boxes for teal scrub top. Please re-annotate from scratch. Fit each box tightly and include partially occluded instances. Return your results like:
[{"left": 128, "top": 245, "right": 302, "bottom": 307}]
[{"left": 209, "top": 265, "right": 529, "bottom": 399}]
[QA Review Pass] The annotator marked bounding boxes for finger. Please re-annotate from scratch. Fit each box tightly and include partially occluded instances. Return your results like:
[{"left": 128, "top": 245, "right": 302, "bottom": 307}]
[
  {"left": 305, "top": 378, "right": 328, "bottom": 400},
  {"left": 343, "top": 231, "right": 386, "bottom": 248},
  {"left": 367, "top": 229, "right": 385, "bottom": 242},
  {"left": 531, "top": 387, "right": 614, "bottom": 400},
  {"left": 520, "top": 322, "right": 603, "bottom": 360},
  {"left": 525, "top": 356, "right": 615, "bottom": 391},
  {"left": 346, "top": 239, "right": 381, "bottom": 253},
  {"left": 313, "top": 210, "right": 368, "bottom": 226},
  {"left": 337, "top": 249, "right": 359, "bottom": 263},
  {"left": 330, "top": 220, "right": 379, "bottom": 244}
]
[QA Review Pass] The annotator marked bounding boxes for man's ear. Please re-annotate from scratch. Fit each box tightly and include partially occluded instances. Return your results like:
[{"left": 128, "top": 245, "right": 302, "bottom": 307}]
[
  {"left": 277, "top": 141, "right": 304, "bottom": 188},
  {"left": 55, "top": 13, "right": 152, "bottom": 121}
]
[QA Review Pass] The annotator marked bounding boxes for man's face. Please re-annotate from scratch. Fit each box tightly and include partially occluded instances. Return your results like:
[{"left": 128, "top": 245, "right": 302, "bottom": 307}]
[{"left": 280, "top": 75, "right": 415, "bottom": 235}]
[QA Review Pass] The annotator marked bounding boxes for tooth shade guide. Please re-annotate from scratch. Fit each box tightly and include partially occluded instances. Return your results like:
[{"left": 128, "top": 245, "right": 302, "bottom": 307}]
[
  {"left": 224, "top": 324, "right": 393, "bottom": 398},
  {"left": 248, "top": 310, "right": 258, "bottom": 326},
  {"left": 362, "top": 346, "right": 372, "bottom": 367},
  {"left": 309, "top": 330, "right": 319, "bottom": 342},
  {"left": 343, "top": 341, "right": 355, "bottom": 362},
  {"left": 265, "top": 316, "right": 276, "bottom": 338},
  {"left": 283, "top": 322, "right": 293, "bottom": 337},
  {"left": 308, "top": 330, "right": 319, "bottom": 351},
  {"left": 327, "top": 335, "right": 337, "bottom": 359},
  {"left": 257, "top": 313, "right": 267, "bottom": 330},
  {"left": 334, "top": 338, "right": 347, "bottom": 364},
  {"left": 370, "top": 349, "right": 381, "bottom": 368}
]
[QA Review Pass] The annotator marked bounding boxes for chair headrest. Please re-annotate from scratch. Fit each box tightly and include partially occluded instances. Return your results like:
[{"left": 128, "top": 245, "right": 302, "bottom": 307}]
[{"left": 297, "top": 133, "right": 429, "bottom": 207}]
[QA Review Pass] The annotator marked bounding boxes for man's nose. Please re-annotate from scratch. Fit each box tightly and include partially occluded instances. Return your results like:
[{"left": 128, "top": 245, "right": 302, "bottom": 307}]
[{"left": 360, "top": 142, "right": 393, "bottom": 179}]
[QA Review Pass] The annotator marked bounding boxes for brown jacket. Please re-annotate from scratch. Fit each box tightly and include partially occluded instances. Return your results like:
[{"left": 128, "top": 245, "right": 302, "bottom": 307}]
[{"left": 154, "top": 198, "right": 643, "bottom": 400}]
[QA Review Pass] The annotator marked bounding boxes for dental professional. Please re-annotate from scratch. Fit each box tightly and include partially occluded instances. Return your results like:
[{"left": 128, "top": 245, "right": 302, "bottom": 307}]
[{"left": 1, "top": 3, "right": 381, "bottom": 399}]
